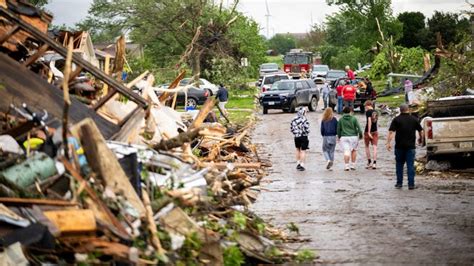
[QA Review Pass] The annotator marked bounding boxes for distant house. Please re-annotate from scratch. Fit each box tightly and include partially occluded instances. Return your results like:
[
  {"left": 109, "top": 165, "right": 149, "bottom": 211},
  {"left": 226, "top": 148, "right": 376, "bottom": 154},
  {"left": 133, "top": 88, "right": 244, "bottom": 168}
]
[
  {"left": 94, "top": 42, "right": 144, "bottom": 59},
  {"left": 49, "top": 30, "right": 100, "bottom": 68}
]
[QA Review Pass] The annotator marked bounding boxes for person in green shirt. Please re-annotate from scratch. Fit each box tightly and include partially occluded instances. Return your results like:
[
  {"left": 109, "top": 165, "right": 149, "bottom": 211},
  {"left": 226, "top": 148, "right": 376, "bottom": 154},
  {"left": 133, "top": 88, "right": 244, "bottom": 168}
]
[{"left": 337, "top": 106, "right": 363, "bottom": 171}]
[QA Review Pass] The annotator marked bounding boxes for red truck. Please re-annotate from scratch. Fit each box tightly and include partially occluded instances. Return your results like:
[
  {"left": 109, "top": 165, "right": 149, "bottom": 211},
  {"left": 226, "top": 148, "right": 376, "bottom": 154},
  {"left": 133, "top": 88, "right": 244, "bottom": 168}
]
[{"left": 283, "top": 49, "right": 313, "bottom": 79}]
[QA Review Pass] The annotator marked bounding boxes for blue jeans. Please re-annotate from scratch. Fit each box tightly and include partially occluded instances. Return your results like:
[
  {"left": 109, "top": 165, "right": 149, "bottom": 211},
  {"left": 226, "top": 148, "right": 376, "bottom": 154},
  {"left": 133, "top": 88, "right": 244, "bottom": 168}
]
[
  {"left": 337, "top": 96, "right": 343, "bottom": 113},
  {"left": 343, "top": 100, "right": 354, "bottom": 110},
  {"left": 323, "top": 92, "right": 329, "bottom": 109},
  {"left": 395, "top": 149, "right": 416, "bottom": 186},
  {"left": 323, "top": 136, "right": 337, "bottom": 161}
]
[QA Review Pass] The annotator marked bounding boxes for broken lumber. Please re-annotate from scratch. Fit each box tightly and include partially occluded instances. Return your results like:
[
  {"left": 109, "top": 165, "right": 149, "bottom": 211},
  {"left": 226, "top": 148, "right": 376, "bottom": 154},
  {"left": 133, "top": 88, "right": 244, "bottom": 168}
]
[
  {"left": 201, "top": 162, "right": 262, "bottom": 170},
  {"left": 0, "top": 197, "right": 77, "bottom": 207},
  {"left": 159, "top": 71, "right": 186, "bottom": 102},
  {"left": 142, "top": 189, "right": 165, "bottom": 255},
  {"left": 43, "top": 209, "right": 96, "bottom": 233},
  {"left": 152, "top": 127, "right": 201, "bottom": 151},
  {"left": 190, "top": 97, "right": 217, "bottom": 129},
  {"left": 74, "top": 118, "right": 145, "bottom": 218}
]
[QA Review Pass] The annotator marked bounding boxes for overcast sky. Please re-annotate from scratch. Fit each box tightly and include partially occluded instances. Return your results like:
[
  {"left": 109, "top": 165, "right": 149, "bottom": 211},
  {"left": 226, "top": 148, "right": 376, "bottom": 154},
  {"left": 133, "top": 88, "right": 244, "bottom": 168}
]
[{"left": 45, "top": 0, "right": 470, "bottom": 38}]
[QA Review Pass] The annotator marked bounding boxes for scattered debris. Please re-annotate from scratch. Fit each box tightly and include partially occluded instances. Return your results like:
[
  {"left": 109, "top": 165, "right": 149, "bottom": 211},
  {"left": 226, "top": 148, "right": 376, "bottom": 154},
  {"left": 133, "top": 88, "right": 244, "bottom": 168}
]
[{"left": 0, "top": 2, "right": 313, "bottom": 264}]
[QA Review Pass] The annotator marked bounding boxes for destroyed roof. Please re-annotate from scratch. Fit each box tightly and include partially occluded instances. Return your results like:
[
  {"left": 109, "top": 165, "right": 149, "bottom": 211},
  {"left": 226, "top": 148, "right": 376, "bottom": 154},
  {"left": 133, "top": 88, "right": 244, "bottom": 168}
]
[
  {"left": 2, "top": 0, "right": 52, "bottom": 22},
  {"left": 0, "top": 52, "right": 120, "bottom": 138}
]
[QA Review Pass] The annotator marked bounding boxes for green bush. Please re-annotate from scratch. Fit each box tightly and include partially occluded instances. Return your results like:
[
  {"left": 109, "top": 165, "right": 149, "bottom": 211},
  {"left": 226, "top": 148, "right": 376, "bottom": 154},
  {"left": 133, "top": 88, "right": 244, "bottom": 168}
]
[{"left": 368, "top": 52, "right": 391, "bottom": 79}]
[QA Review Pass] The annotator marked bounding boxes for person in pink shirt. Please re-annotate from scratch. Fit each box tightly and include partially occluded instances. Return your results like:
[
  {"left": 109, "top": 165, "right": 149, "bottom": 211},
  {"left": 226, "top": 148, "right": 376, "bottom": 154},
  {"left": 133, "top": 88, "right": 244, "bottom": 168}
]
[{"left": 345, "top": 65, "right": 355, "bottom": 81}]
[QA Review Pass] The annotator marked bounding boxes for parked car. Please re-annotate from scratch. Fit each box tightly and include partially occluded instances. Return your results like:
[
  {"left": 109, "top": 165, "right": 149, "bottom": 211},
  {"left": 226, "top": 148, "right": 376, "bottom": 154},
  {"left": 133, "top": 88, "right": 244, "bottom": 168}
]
[
  {"left": 179, "top": 78, "right": 218, "bottom": 95},
  {"left": 259, "top": 73, "right": 290, "bottom": 92},
  {"left": 325, "top": 70, "right": 346, "bottom": 88},
  {"left": 333, "top": 77, "right": 371, "bottom": 112},
  {"left": 154, "top": 85, "right": 209, "bottom": 108},
  {"left": 259, "top": 63, "right": 280, "bottom": 76},
  {"left": 310, "top": 64, "right": 329, "bottom": 79},
  {"left": 259, "top": 79, "right": 320, "bottom": 114}
]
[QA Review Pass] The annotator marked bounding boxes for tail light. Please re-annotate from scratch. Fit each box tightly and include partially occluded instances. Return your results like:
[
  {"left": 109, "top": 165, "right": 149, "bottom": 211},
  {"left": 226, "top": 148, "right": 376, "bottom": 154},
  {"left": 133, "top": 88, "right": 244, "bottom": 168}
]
[
  {"left": 204, "top": 90, "right": 209, "bottom": 97},
  {"left": 262, "top": 86, "right": 267, "bottom": 92},
  {"left": 426, "top": 120, "right": 433, "bottom": 139},
  {"left": 285, "top": 67, "right": 290, "bottom": 72}
]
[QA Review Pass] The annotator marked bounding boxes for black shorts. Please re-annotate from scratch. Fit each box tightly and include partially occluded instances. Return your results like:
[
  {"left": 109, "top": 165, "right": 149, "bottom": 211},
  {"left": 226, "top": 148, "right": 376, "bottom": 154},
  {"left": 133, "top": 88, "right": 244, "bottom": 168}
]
[{"left": 294, "top": 136, "right": 309, "bottom": 150}]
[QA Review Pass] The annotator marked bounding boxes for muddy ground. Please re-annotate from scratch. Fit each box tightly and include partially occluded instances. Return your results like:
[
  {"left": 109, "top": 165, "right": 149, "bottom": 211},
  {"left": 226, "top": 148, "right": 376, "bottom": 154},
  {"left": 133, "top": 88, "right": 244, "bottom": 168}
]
[{"left": 251, "top": 107, "right": 474, "bottom": 264}]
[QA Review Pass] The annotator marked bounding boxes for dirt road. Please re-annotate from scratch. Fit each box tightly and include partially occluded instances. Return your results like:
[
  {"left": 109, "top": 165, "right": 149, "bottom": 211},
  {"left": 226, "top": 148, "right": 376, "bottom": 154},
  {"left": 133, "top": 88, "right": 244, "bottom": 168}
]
[{"left": 251, "top": 108, "right": 474, "bottom": 264}]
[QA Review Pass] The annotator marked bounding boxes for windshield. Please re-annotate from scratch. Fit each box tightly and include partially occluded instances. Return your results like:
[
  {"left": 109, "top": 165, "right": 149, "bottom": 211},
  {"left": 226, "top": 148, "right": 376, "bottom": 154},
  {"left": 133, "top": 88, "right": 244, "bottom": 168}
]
[
  {"left": 263, "top": 75, "right": 289, "bottom": 85},
  {"left": 270, "top": 81, "right": 295, "bottom": 91},
  {"left": 284, "top": 54, "right": 310, "bottom": 64},
  {"left": 313, "top": 65, "right": 329, "bottom": 71},
  {"left": 179, "top": 78, "right": 191, "bottom": 85},
  {"left": 327, "top": 71, "right": 346, "bottom": 78},
  {"left": 260, "top": 63, "right": 278, "bottom": 70}
]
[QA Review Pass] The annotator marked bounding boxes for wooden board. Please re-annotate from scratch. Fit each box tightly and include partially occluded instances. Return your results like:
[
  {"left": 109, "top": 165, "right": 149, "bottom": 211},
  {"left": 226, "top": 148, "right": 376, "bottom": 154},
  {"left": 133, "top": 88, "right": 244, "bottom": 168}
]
[
  {"left": 75, "top": 118, "right": 145, "bottom": 218},
  {"left": 43, "top": 209, "right": 96, "bottom": 233}
]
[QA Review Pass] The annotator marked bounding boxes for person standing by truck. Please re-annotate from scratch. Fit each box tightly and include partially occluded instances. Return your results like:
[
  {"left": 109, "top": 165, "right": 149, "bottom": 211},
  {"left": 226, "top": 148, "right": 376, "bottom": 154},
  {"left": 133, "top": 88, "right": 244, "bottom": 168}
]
[
  {"left": 342, "top": 81, "right": 357, "bottom": 111},
  {"left": 321, "top": 108, "right": 338, "bottom": 170},
  {"left": 345, "top": 65, "right": 355, "bottom": 82},
  {"left": 336, "top": 80, "right": 345, "bottom": 114},
  {"left": 337, "top": 106, "right": 363, "bottom": 171},
  {"left": 364, "top": 100, "right": 378, "bottom": 169},
  {"left": 216, "top": 83, "right": 229, "bottom": 116},
  {"left": 291, "top": 107, "right": 310, "bottom": 171},
  {"left": 386, "top": 104, "right": 424, "bottom": 189}
]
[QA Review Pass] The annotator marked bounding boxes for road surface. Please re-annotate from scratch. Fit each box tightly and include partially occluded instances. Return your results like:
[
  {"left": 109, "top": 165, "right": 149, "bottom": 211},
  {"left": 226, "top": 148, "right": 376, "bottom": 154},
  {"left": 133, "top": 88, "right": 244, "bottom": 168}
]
[{"left": 251, "top": 108, "right": 474, "bottom": 264}]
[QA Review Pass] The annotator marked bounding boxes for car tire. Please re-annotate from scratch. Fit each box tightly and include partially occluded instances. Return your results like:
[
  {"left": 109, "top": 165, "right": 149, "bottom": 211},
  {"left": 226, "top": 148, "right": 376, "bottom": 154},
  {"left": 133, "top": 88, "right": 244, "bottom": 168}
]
[
  {"left": 289, "top": 99, "right": 297, "bottom": 113},
  {"left": 308, "top": 97, "right": 318, "bottom": 111},
  {"left": 207, "top": 89, "right": 213, "bottom": 96},
  {"left": 186, "top": 98, "right": 198, "bottom": 109},
  {"left": 263, "top": 107, "right": 268, "bottom": 114}
]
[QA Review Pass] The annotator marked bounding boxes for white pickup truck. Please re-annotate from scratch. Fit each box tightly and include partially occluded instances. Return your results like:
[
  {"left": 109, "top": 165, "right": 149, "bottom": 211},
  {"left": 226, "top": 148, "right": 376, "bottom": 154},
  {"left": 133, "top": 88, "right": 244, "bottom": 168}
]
[{"left": 423, "top": 96, "right": 474, "bottom": 159}]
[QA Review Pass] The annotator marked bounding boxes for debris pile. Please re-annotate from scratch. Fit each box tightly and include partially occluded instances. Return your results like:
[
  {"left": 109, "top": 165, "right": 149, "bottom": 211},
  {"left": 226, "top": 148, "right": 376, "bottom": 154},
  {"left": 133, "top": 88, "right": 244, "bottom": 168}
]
[{"left": 0, "top": 2, "right": 313, "bottom": 264}]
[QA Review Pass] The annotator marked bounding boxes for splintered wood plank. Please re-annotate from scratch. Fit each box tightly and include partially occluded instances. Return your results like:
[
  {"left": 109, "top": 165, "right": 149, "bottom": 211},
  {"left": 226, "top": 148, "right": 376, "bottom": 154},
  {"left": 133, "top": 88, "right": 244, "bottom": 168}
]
[{"left": 43, "top": 209, "right": 96, "bottom": 233}]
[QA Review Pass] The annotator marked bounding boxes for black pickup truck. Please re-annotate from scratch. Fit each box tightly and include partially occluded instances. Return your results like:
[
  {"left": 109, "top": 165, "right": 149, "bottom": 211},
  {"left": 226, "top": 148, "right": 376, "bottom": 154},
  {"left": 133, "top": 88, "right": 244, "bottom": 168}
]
[
  {"left": 333, "top": 77, "right": 374, "bottom": 113},
  {"left": 259, "top": 79, "right": 320, "bottom": 114}
]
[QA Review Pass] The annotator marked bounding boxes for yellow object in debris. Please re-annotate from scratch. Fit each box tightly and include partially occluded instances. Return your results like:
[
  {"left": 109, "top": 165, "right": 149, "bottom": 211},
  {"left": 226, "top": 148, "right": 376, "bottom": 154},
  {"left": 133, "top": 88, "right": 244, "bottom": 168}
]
[
  {"left": 76, "top": 147, "right": 84, "bottom": 155},
  {"left": 23, "top": 138, "right": 44, "bottom": 150}
]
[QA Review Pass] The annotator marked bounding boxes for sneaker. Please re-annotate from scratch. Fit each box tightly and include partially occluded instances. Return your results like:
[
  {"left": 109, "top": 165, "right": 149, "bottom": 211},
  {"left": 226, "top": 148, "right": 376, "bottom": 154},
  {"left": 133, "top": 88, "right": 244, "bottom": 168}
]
[
  {"left": 365, "top": 162, "right": 372, "bottom": 169},
  {"left": 298, "top": 165, "right": 306, "bottom": 171},
  {"left": 296, "top": 164, "right": 301, "bottom": 170},
  {"left": 344, "top": 165, "right": 350, "bottom": 171},
  {"left": 350, "top": 165, "right": 356, "bottom": 170},
  {"left": 395, "top": 184, "right": 402, "bottom": 189},
  {"left": 327, "top": 161, "right": 333, "bottom": 170},
  {"left": 371, "top": 163, "right": 377, "bottom": 169},
  {"left": 408, "top": 185, "right": 417, "bottom": 190}
]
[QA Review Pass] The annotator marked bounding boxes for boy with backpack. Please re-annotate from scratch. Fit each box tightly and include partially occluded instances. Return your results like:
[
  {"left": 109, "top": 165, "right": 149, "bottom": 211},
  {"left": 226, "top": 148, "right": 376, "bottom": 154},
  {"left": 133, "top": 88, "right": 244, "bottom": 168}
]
[
  {"left": 291, "top": 107, "right": 310, "bottom": 171},
  {"left": 364, "top": 100, "right": 379, "bottom": 169}
]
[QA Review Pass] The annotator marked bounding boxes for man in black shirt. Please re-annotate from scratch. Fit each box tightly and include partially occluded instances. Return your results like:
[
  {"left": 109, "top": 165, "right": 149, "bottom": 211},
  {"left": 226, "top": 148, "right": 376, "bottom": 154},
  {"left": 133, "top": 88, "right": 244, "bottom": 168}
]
[
  {"left": 386, "top": 104, "right": 423, "bottom": 189},
  {"left": 216, "top": 83, "right": 229, "bottom": 116}
]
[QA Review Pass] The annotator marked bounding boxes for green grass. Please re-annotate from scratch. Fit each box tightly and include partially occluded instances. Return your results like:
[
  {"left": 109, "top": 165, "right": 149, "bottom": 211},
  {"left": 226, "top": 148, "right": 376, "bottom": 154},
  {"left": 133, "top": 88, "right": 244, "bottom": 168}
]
[
  {"left": 226, "top": 110, "right": 254, "bottom": 125},
  {"left": 377, "top": 93, "right": 405, "bottom": 107},
  {"left": 226, "top": 96, "right": 256, "bottom": 109}
]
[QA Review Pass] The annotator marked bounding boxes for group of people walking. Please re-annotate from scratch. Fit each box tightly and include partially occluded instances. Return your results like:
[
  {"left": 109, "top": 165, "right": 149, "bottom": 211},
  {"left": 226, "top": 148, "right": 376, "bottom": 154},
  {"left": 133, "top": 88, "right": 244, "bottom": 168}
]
[{"left": 290, "top": 102, "right": 423, "bottom": 189}]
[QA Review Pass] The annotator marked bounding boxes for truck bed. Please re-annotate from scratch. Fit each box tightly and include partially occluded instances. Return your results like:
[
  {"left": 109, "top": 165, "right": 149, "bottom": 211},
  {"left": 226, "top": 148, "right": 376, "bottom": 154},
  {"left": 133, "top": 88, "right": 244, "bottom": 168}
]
[{"left": 424, "top": 116, "right": 474, "bottom": 155}]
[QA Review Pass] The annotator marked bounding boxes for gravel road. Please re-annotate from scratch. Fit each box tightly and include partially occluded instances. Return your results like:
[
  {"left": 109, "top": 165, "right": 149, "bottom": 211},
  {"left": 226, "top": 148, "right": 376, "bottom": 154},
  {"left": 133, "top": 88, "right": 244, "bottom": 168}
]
[{"left": 251, "top": 107, "right": 474, "bottom": 264}]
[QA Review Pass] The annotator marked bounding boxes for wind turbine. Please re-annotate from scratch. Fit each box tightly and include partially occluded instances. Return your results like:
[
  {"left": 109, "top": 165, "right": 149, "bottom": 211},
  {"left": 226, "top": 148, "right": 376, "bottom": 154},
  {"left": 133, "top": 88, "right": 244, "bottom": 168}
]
[{"left": 265, "top": 0, "right": 271, "bottom": 39}]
